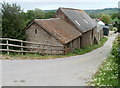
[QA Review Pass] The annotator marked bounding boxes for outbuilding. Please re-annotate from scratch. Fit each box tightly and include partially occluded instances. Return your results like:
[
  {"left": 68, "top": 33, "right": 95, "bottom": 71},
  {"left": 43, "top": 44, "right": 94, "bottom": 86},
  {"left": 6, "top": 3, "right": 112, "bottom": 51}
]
[
  {"left": 25, "top": 7, "right": 104, "bottom": 55},
  {"left": 25, "top": 18, "right": 82, "bottom": 54},
  {"left": 54, "top": 7, "right": 101, "bottom": 48}
]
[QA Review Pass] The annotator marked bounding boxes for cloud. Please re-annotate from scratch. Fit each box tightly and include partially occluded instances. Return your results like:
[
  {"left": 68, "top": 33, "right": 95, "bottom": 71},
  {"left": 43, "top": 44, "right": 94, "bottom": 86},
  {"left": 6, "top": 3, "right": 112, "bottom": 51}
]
[{"left": 2, "top": 0, "right": 120, "bottom": 3}]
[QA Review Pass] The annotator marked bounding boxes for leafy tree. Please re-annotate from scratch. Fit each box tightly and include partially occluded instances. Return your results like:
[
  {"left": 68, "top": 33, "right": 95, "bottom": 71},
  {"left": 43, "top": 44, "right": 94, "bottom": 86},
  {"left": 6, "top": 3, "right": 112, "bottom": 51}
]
[
  {"left": 26, "top": 10, "right": 35, "bottom": 21},
  {"left": 34, "top": 8, "right": 45, "bottom": 19},
  {"left": 44, "top": 11, "right": 55, "bottom": 19},
  {"left": 25, "top": 8, "right": 45, "bottom": 24},
  {"left": 111, "top": 13, "right": 118, "bottom": 19},
  {"left": 2, "top": 2, "right": 26, "bottom": 40},
  {"left": 111, "top": 12, "right": 120, "bottom": 32},
  {"left": 100, "top": 14, "right": 110, "bottom": 24}
]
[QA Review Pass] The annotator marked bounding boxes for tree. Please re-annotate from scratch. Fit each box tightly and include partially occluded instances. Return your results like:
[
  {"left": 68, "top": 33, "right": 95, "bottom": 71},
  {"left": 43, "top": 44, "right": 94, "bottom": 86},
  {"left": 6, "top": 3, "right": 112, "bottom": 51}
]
[
  {"left": 26, "top": 10, "right": 35, "bottom": 21},
  {"left": 2, "top": 2, "right": 26, "bottom": 40},
  {"left": 34, "top": 8, "right": 45, "bottom": 19},
  {"left": 100, "top": 14, "right": 110, "bottom": 24},
  {"left": 44, "top": 11, "right": 55, "bottom": 19},
  {"left": 111, "top": 13, "right": 118, "bottom": 19},
  {"left": 25, "top": 8, "right": 45, "bottom": 24}
]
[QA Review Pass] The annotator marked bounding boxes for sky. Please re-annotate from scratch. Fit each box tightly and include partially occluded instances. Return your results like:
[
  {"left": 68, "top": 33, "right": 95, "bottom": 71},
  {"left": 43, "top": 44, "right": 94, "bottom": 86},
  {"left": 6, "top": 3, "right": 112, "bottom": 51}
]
[{"left": 1, "top": 0, "right": 119, "bottom": 12}]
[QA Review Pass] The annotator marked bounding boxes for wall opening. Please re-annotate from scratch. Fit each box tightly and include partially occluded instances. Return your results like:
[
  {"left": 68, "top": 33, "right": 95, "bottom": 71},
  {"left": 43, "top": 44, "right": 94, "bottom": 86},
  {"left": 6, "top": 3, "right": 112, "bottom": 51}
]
[
  {"left": 35, "top": 29, "right": 37, "bottom": 34},
  {"left": 67, "top": 42, "right": 71, "bottom": 48}
]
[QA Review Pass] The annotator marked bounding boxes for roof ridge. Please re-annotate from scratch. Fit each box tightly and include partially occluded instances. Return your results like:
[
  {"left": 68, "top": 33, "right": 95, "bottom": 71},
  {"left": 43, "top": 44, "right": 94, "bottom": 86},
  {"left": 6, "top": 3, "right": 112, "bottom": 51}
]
[
  {"left": 59, "top": 7, "right": 84, "bottom": 12},
  {"left": 34, "top": 18, "right": 61, "bottom": 21}
]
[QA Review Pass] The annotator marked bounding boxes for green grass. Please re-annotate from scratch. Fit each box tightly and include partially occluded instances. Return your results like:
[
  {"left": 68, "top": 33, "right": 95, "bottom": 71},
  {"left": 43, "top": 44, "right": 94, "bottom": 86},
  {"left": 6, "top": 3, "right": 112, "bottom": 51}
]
[
  {"left": 2, "top": 53, "right": 65, "bottom": 60},
  {"left": 88, "top": 37, "right": 119, "bottom": 87},
  {"left": 1, "top": 37, "right": 108, "bottom": 60},
  {"left": 67, "top": 37, "right": 108, "bottom": 56}
]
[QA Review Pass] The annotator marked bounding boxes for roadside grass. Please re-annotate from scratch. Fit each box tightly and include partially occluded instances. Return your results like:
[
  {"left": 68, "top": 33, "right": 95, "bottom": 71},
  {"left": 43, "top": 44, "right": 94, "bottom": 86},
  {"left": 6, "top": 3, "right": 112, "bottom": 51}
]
[
  {"left": 1, "top": 53, "right": 65, "bottom": 60},
  {"left": 88, "top": 36, "right": 119, "bottom": 87},
  {"left": 1, "top": 37, "right": 108, "bottom": 60},
  {"left": 67, "top": 37, "right": 108, "bottom": 56}
]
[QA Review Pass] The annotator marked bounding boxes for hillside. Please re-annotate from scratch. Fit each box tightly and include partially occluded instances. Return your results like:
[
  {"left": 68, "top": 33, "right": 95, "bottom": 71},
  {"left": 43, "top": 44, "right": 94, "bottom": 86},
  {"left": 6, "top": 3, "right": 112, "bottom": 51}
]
[
  {"left": 45, "top": 8, "right": 118, "bottom": 15},
  {"left": 85, "top": 8, "right": 118, "bottom": 15}
]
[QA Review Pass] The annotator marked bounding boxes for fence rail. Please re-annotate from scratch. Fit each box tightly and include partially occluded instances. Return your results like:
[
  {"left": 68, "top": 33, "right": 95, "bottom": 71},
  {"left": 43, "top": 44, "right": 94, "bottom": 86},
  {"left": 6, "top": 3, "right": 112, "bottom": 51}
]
[{"left": 0, "top": 38, "right": 64, "bottom": 55}]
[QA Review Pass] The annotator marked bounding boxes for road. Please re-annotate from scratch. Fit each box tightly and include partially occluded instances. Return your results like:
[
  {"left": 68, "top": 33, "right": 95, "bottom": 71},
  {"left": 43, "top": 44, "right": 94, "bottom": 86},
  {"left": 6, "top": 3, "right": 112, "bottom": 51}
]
[{"left": 2, "top": 34, "right": 116, "bottom": 86}]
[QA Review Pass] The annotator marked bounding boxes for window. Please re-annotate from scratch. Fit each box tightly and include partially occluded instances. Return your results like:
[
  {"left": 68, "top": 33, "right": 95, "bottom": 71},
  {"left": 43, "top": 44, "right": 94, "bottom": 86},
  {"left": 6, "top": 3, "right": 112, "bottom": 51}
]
[
  {"left": 84, "top": 19, "right": 88, "bottom": 23},
  {"left": 75, "top": 20, "right": 81, "bottom": 26},
  {"left": 35, "top": 29, "right": 37, "bottom": 34}
]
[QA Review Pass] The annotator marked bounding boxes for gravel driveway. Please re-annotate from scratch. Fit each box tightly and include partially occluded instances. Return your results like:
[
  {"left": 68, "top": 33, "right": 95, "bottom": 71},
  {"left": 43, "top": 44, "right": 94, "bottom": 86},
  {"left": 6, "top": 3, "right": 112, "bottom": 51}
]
[{"left": 1, "top": 34, "right": 116, "bottom": 86}]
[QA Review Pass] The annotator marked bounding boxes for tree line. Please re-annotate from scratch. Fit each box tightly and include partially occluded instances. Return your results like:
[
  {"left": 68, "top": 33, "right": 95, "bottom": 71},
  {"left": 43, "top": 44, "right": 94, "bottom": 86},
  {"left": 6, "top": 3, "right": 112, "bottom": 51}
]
[{"left": 1, "top": 2, "right": 119, "bottom": 40}]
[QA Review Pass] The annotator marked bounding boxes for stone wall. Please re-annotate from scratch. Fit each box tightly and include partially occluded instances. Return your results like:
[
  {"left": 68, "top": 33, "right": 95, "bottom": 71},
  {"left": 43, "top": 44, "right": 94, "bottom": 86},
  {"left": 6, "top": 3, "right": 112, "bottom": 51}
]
[
  {"left": 55, "top": 9, "right": 94, "bottom": 48},
  {"left": 64, "top": 37, "right": 81, "bottom": 54},
  {"left": 54, "top": 9, "right": 78, "bottom": 30},
  {"left": 25, "top": 23, "right": 64, "bottom": 55},
  {"left": 81, "top": 30, "right": 93, "bottom": 48}
]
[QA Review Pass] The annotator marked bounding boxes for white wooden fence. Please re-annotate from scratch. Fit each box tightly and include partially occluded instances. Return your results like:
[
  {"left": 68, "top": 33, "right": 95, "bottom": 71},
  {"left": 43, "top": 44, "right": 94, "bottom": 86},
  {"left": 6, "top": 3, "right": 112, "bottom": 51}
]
[{"left": 0, "top": 38, "right": 64, "bottom": 55}]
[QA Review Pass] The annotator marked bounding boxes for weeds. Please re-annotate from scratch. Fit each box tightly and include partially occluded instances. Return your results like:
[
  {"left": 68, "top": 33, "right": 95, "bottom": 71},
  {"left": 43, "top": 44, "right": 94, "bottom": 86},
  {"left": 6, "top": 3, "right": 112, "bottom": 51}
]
[
  {"left": 88, "top": 37, "right": 119, "bottom": 87},
  {"left": 67, "top": 37, "right": 107, "bottom": 56}
]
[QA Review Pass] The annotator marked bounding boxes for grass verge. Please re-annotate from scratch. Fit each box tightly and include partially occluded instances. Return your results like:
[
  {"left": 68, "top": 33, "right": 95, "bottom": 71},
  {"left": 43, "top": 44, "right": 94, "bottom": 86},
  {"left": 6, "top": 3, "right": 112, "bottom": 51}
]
[
  {"left": 67, "top": 37, "right": 108, "bottom": 56},
  {"left": 88, "top": 36, "right": 119, "bottom": 87},
  {"left": 1, "top": 37, "right": 108, "bottom": 60}
]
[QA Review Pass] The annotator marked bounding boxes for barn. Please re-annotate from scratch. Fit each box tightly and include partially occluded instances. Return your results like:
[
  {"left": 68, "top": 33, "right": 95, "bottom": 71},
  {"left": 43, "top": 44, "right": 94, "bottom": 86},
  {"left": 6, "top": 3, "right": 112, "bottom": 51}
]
[
  {"left": 25, "top": 18, "right": 82, "bottom": 54},
  {"left": 54, "top": 7, "right": 103, "bottom": 47},
  {"left": 25, "top": 7, "right": 103, "bottom": 55}
]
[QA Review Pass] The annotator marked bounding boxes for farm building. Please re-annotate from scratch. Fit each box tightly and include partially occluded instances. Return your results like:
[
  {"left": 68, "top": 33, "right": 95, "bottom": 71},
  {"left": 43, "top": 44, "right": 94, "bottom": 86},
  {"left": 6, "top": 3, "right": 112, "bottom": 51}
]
[
  {"left": 25, "top": 7, "right": 103, "bottom": 55},
  {"left": 98, "top": 20, "right": 109, "bottom": 36},
  {"left": 54, "top": 7, "right": 103, "bottom": 47},
  {"left": 93, "top": 24, "right": 103, "bottom": 44},
  {"left": 25, "top": 18, "right": 82, "bottom": 54}
]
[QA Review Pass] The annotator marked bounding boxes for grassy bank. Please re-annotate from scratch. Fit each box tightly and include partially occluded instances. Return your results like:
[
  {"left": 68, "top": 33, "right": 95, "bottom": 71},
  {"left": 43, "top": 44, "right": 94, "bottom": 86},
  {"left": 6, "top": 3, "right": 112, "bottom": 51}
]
[
  {"left": 1, "top": 37, "right": 108, "bottom": 60},
  {"left": 88, "top": 36, "right": 119, "bottom": 86},
  {"left": 67, "top": 37, "right": 107, "bottom": 56}
]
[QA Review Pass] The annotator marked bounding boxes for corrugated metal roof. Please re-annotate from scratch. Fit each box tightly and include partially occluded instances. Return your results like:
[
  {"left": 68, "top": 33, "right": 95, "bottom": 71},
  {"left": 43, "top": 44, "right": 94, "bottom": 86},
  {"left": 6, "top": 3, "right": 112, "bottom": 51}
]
[
  {"left": 34, "top": 18, "right": 82, "bottom": 44},
  {"left": 60, "top": 8, "right": 97, "bottom": 33}
]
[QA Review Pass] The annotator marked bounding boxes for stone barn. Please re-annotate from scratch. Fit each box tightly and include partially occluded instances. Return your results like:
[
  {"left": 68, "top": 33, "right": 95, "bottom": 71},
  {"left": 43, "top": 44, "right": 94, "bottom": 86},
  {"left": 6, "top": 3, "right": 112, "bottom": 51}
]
[
  {"left": 25, "top": 7, "right": 104, "bottom": 55},
  {"left": 25, "top": 18, "right": 82, "bottom": 54},
  {"left": 54, "top": 8, "right": 103, "bottom": 48}
]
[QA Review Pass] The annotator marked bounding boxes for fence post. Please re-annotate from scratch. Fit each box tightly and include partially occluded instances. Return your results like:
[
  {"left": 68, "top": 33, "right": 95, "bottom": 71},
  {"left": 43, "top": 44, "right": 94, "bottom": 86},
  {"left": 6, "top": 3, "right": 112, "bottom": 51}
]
[
  {"left": 6, "top": 39, "right": 9, "bottom": 55},
  {"left": 21, "top": 42, "right": 23, "bottom": 55}
]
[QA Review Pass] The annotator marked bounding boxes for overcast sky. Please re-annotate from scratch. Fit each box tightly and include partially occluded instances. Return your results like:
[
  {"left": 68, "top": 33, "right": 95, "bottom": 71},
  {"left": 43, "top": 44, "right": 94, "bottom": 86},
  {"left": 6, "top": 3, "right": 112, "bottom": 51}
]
[{"left": 1, "top": 0, "right": 119, "bottom": 11}]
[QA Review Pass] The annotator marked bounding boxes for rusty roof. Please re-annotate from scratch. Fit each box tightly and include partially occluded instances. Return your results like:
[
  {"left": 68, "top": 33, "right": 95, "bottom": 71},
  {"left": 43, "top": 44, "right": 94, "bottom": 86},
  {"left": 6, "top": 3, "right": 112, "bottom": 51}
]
[
  {"left": 34, "top": 18, "right": 82, "bottom": 44},
  {"left": 59, "top": 7, "right": 97, "bottom": 33}
]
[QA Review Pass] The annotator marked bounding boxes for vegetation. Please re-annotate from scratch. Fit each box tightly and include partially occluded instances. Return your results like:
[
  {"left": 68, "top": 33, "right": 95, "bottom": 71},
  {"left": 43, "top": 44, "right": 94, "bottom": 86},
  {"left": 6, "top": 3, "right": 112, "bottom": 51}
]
[
  {"left": 100, "top": 15, "right": 110, "bottom": 24},
  {"left": 24, "top": 9, "right": 55, "bottom": 23},
  {"left": 1, "top": 2, "right": 55, "bottom": 40},
  {"left": 1, "top": 37, "right": 108, "bottom": 60},
  {"left": 86, "top": 8, "right": 118, "bottom": 18},
  {"left": 86, "top": 8, "right": 119, "bottom": 33},
  {"left": 111, "top": 12, "right": 120, "bottom": 33},
  {"left": 1, "top": 2, "right": 119, "bottom": 40},
  {"left": 88, "top": 37, "right": 119, "bottom": 86},
  {"left": 67, "top": 37, "right": 108, "bottom": 56},
  {"left": 2, "top": 2, "right": 26, "bottom": 40}
]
